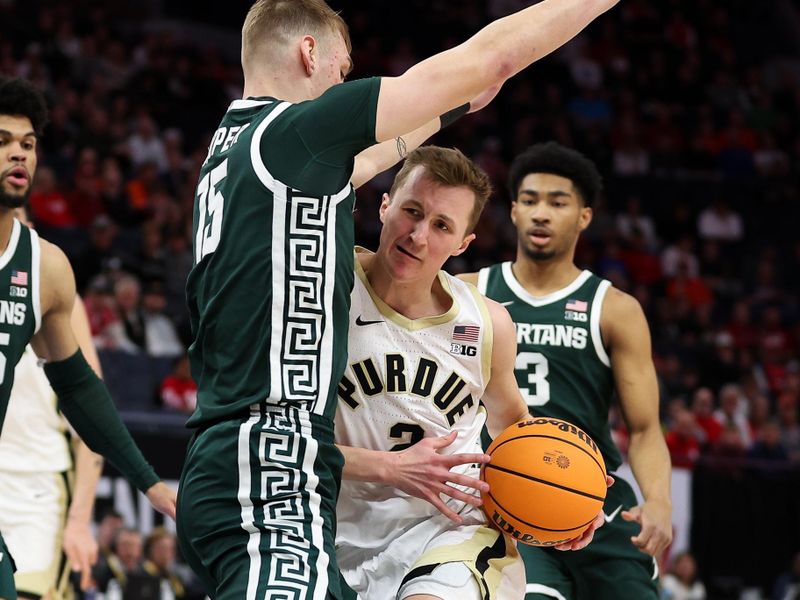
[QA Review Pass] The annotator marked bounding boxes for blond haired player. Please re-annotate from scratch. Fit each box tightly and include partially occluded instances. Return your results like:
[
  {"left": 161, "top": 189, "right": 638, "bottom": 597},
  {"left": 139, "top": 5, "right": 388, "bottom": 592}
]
[{"left": 335, "top": 147, "right": 605, "bottom": 600}]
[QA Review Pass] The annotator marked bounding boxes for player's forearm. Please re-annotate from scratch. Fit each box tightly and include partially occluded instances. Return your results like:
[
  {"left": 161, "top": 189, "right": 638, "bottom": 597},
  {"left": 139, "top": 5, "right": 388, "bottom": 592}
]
[
  {"left": 486, "top": 408, "right": 532, "bottom": 440},
  {"left": 353, "top": 118, "right": 440, "bottom": 189},
  {"left": 338, "top": 444, "right": 393, "bottom": 484},
  {"left": 627, "top": 426, "right": 672, "bottom": 505},
  {"left": 449, "top": 0, "right": 617, "bottom": 94},
  {"left": 68, "top": 439, "right": 104, "bottom": 524},
  {"left": 45, "top": 350, "right": 160, "bottom": 492}
]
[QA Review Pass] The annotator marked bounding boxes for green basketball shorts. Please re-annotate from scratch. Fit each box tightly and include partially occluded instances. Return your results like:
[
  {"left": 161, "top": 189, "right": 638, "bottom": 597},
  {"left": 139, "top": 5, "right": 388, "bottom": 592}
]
[
  {"left": 521, "top": 477, "right": 659, "bottom": 600},
  {"left": 176, "top": 404, "right": 344, "bottom": 599}
]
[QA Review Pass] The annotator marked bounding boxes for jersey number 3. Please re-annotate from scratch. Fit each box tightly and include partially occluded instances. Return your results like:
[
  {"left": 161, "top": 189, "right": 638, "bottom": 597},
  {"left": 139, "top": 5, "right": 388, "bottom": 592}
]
[
  {"left": 195, "top": 159, "right": 228, "bottom": 261},
  {"left": 516, "top": 351, "right": 550, "bottom": 406}
]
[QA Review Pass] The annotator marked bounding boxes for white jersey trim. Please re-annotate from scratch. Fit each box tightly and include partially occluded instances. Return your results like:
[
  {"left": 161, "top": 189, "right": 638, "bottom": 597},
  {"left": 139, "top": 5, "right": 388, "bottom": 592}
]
[
  {"left": 229, "top": 99, "right": 274, "bottom": 110},
  {"left": 501, "top": 262, "right": 593, "bottom": 307},
  {"left": 30, "top": 227, "right": 41, "bottom": 334},
  {"left": 249, "top": 101, "right": 352, "bottom": 203},
  {"left": 0, "top": 219, "right": 21, "bottom": 271},
  {"left": 250, "top": 103, "right": 343, "bottom": 411},
  {"left": 237, "top": 415, "right": 262, "bottom": 600},
  {"left": 590, "top": 280, "right": 612, "bottom": 367},
  {"left": 476, "top": 267, "right": 490, "bottom": 295},
  {"left": 466, "top": 283, "right": 493, "bottom": 386}
]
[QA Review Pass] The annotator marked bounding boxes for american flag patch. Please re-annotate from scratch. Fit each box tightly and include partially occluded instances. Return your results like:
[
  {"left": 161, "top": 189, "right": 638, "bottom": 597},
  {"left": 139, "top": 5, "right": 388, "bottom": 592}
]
[
  {"left": 565, "top": 299, "right": 587, "bottom": 312},
  {"left": 10, "top": 270, "right": 27, "bottom": 286},
  {"left": 453, "top": 324, "right": 480, "bottom": 342}
]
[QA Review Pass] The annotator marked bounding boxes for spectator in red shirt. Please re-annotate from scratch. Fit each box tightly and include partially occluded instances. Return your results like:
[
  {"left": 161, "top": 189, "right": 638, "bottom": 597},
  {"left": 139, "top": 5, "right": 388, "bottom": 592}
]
[
  {"left": 691, "top": 387, "right": 722, "bottom": 447},
  {"left": 159, "top": 354, "right": 196, "bottom": 414},
  {"left": 28, "top": 165, "right": 77, "bottom": 228},
  {"left": 665, "top": 407, "right": 702, "bottom": 469}
]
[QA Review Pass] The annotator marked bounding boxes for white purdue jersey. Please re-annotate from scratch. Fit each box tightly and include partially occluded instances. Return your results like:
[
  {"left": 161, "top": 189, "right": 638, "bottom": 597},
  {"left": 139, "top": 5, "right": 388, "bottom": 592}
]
[
  {"left": 336, "top": 256, "right": 499, "bottom": 597},
  {"left": 0, "top": 346, "right": 72, "bottom": 472}
]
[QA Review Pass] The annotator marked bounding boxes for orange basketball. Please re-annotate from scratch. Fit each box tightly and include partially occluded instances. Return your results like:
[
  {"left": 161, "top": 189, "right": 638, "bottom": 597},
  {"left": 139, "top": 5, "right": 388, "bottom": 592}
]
[{"left": 480, "top": 417, "right": 607, "bottom": 546}]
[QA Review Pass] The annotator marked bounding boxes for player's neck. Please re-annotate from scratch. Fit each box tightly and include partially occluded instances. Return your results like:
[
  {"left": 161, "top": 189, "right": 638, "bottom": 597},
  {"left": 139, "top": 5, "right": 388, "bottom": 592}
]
[
  {"left": 242, "top": 74, "right": 313, "bottom": 104},
  {"left": 365, "top": 257, "right": 450, "bottom": 320},
  {"left": 511, "top": 255, "right": 583, "bottom": 296},
  {"left": 0, "top": 210, "right": 15, "bottom": 254}
]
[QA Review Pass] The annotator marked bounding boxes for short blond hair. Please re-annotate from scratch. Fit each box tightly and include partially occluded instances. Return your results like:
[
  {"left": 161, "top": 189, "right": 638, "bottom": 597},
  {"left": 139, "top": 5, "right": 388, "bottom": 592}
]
[
  {"left": 389, "top": 146, "right": 492, "bottom": 235},
  {"left": 242, "top": 0, "right": 350, "bottom": 67}
]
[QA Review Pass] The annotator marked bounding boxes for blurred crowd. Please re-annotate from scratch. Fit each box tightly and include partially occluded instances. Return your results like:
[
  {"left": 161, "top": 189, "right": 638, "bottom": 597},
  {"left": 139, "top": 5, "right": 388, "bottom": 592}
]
[{"left": 2, "top": 0, "right": 800, "bottom": 595}]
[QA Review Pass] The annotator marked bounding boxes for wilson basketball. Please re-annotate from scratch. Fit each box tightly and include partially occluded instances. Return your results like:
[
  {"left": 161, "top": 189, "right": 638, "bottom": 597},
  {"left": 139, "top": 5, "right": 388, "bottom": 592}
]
[{"left": 480, "top": 417, "right": 607, "bottom": 546}]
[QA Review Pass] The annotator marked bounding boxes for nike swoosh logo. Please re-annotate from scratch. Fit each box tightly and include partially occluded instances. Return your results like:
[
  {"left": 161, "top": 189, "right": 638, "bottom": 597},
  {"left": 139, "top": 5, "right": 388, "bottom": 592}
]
[
  {"left": 355, "top": 316, "right": 383, "bottom": 326},
  {"left": 603, "top": 505, "right": 623, "bottom": 523},
  {"left": 501, "top": 301, "right": 514, "bottom": 306}
]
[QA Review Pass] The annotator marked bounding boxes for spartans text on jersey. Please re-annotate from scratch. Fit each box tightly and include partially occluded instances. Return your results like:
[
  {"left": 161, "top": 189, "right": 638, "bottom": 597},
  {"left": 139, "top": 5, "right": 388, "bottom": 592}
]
[{"left": 515, "top": 323, "right": 587, "bottom": 349}]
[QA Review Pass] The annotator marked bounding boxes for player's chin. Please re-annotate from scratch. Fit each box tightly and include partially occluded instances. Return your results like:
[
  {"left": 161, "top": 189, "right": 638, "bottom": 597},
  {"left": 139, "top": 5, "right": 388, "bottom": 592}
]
[{"left": 0, "top": 189, "right": 28, "bottom": 208}]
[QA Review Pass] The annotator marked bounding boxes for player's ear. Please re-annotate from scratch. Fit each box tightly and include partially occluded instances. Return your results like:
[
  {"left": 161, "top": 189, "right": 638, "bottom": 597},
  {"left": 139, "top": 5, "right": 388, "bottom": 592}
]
[
  {"left": 379, "top": 193, "right": 391, "bottom": 223},
  {"left": 453, "top": 233, "right": 476, "bottom": 257},
  {"left": 510, "top": 201, "right": 518, "bottom": 226},
  {"left": 578, "top": 206, "right": 593, "bottom": 232},
  {"left": 300, "top": 35, "right": 317, "bottom": 76}
]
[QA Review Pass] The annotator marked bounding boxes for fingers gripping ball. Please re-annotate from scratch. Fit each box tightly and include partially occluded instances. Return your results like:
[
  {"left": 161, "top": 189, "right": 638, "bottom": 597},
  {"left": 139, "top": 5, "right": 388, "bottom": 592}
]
[{"left": 480, "top": 418, "right": 607, "bottom": 546}]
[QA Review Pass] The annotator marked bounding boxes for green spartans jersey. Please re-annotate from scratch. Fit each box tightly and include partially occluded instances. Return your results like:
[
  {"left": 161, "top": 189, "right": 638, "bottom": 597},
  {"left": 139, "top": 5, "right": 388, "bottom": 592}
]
[
  {"left": 478, "top": 263, "right": 622, "bottom": 471},
  {"left": 0, "top": 219, "right": 41, "bottom": 434},
  {"left": 186, "top": 78, "right": 380, "bottom": 427}
]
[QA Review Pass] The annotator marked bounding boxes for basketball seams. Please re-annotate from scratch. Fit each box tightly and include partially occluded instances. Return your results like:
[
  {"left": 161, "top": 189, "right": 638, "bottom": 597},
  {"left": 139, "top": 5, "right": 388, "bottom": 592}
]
[
  {"left": 485, "top": 488, "right": 597, "bottom": 533},
  {"left": 489, "top": 433, "right": 607, "bottom": 478},
  {"left": 483, "top": 462, "right": 605, "bottom": 502}
]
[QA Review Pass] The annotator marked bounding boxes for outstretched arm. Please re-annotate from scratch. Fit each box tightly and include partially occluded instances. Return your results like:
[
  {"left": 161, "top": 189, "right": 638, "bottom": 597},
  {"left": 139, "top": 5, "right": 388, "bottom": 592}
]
[
  {"left": 603, "top": 288, "right": 673, "bottom": 557},
  {"left": 375, "top": 0, "right": 619, "bottom": 141},
  {"left": 30, "top": 240, "right": 176, "bottom": 519}
]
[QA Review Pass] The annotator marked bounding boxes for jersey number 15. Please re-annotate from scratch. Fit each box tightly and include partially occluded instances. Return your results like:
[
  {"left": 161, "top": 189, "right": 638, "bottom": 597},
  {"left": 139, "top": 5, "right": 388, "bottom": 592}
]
[{"left": 195, "top": 159, "right": 228, "bottom": 261}]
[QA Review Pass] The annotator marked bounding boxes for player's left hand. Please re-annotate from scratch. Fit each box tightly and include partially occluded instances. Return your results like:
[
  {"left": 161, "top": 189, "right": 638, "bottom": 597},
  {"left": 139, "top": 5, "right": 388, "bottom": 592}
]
[
  {"left": 621, "top": 498, "right": 672, "bottom": 556},
  {"left": 554, "top": 475, "right": 614, "bottom": 551},
  {"left": 146, "top": 481, "right": 177, "bottom": 519},
  {"left": 63, "top": 516, "right": 98, "bottom": 590}
]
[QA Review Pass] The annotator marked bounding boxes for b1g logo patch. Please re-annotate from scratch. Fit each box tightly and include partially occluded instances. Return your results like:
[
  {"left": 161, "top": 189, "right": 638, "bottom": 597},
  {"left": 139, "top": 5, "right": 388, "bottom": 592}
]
[
  {"left": 9, "top": 286, "right": 27, "bottom": 298},
  {"left": 450, "top": 343, "right": 477, "bottom": 357},
  {"left": 564, "top": 310, "right": 587, "bottom": 322}
]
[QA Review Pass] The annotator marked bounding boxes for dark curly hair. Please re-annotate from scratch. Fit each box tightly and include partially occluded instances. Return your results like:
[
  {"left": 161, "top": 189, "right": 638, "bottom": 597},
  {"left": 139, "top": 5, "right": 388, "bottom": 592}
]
[
  {"left": 0, "top": 77, "right": 48, "bottom": 135},
  {"left": 507, "top": 142, "right": 602, "bottom": 207}
]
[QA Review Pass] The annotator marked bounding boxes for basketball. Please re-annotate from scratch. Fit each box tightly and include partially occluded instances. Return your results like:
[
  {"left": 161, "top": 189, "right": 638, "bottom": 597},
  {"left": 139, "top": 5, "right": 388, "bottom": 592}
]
[{"left": 480, "top": 417, "right": 607, "bottom": 546}]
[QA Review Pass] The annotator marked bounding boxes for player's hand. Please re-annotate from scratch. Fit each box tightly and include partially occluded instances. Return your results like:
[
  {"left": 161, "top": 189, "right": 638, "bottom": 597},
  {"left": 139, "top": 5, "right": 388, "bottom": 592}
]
[
  {"left": 145, "top": 481, "right": 177, "bottom": 519},
  {"left": 554, "top": 475, "right": 614, "bottom": 551},
  {"left": 63, "top": 516, "right": 98, "bottom": 590},
  {"left": 622, "top": 498, "right": 672, "bottom": 557},
  {"left": 468, "top": 83, "right": 503, "bottom": 114},
  {"left": 388, "top": 431, "right": 490, "bottom": 524}
]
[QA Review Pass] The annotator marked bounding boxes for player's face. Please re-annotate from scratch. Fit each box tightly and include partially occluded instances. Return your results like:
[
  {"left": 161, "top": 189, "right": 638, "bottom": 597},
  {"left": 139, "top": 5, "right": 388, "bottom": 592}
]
[
  {"left": 378, "top": 167, "right": 475, "bottom": 283},
  {"left": 510, "top": 172, "right": 591, "bottom": 263},
  {"left": 0, "top": 115, "right": 37, "bottom": 209},
  {"left": 312, "top": 32, "right": 352, "bottom": 96}
]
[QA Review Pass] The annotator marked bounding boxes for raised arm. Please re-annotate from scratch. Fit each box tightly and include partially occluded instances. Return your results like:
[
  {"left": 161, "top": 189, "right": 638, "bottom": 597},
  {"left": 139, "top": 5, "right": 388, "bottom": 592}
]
[
  {"left": 30, "top": 240, "right": 175, "bottom": 518},
  {"left": 602, "top": 288, "right": 673, "bottom": 557},
  {"left": 374, "top": 0, "right": 619, "bottom": 141}
]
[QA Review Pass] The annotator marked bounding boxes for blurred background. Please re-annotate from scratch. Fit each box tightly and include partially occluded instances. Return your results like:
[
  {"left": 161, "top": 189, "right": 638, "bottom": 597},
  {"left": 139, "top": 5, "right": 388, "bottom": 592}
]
[{"left": 3, "top": 0, "right": 800, "bottom": 598}]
